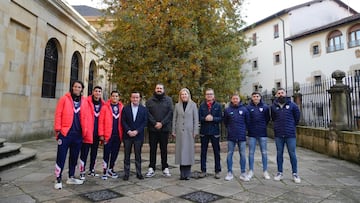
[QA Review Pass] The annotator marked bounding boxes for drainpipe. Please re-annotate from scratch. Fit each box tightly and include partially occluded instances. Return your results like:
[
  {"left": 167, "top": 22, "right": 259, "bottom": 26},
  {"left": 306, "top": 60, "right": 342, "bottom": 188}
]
[{"left": 277, "top": 16, "right": 288, "bottom": 92}]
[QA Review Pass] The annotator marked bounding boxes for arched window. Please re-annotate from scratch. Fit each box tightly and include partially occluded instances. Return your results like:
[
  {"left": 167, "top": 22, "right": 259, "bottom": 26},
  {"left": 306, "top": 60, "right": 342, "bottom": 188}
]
[
  {"left": 70, "top": 51, "right": 80, "bottom": 87},
  {"left": 88, "top": 60, "right": 96, "bottom": 95},
  {"left": 349, "top": 24, "right": 360, "bottom": 48},
  {"left": 41, "top": 39, "right": 58, "bottom": 98},
  {"left": 327, "top": 30, "right": 343, "bottom": 53}
]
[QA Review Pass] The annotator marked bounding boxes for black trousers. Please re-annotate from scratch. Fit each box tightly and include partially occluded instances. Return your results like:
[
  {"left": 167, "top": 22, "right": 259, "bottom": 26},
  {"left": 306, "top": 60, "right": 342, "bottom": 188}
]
[
  {"left": 148, "top": 131, "right": 169, "bottom": 170},
  {"left": 123, "top": 139, "right": 143, "bottom": 176}
]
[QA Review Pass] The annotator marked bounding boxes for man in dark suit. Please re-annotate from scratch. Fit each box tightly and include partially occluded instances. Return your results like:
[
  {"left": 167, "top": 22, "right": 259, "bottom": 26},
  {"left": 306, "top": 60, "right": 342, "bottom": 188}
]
[{"left": 121, "top": 91, "right": 148, "bottom": 180}]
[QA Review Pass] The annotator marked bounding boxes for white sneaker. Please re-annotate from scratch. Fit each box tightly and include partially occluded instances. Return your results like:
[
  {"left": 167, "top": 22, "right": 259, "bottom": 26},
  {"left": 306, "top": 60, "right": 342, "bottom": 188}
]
[
  {"left": 163, "top": 168, "right": 171, "bottom": 177},
  {"left": 293, "top": 173, "right": 301, "bottom": 183},
  {"left": 80, "top": 172, "right": 86, "bottom": 180},
  {"left": 66, "top": 177, "right": 84, "bottom": 185},
  {"left": 145, "top": 167, "right": 155, "bottom": 178},
  {"left": 224, "top": 172, "right": 233, "bottom": 181},
  {"left": 240, "top": 173, "right": 250, "bottom": 182},
  {"left": 54, "top": 181, "right": 62, "bottom": 189},
  {"left": 263, "top": 171, "right": 271, "bottom": 180},
  {"left": 247, "top": 170, "right": 254, "bottom": 179},
  {"left": 274, "top": 172, "right": 283, "bottom": 181}
]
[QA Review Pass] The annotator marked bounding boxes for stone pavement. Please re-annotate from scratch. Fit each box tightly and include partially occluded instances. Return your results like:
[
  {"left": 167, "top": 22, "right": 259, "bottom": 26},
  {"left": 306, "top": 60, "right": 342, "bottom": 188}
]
[{"left": 0, "top": 138, "right": 360, "bottom": 203}]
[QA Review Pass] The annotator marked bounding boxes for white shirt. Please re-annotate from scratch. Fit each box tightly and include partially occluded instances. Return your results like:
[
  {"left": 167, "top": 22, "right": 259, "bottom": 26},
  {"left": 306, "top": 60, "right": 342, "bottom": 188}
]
[{"left": 131, "top": 103, "right": 139, "bottom": 122}]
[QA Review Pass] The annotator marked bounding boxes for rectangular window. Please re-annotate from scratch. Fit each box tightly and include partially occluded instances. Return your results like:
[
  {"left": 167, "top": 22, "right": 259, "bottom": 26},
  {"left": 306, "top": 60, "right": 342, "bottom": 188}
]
[
  {"left": 355, "top": 69, "right": 360, "bottom": 82},
  {"left": 313, "top": 45, "right": 319, "bottom": 55},
  {"left": 314, "top": 75, "right": 322, "bottom": 86},
  {"left": 274, "top": 24, "right": 279, "bottom": 38},
  {"left": 274, "top": 53, "right": 281, "bottom": 64},
  {"left": 252, "top": 59, "right": 258, "bottom": 70},
  {"left": 252, "top": 33, "right": 257, "bottom": 46},
  {"left": 276, "top": 82, "right": 281, "bottom": 89}
]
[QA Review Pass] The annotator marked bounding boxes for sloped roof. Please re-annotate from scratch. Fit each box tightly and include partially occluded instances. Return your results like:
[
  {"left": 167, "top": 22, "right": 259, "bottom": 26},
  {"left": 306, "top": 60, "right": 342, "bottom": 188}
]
[
  {"left": 285, "top": 13, "right": 360, "bottom": 41},
  {"left": 242, "top": 0, "right": 357, "bottom": 31},
  {"left": 72, "top": 5, "right": 104, "bottom": 16}
]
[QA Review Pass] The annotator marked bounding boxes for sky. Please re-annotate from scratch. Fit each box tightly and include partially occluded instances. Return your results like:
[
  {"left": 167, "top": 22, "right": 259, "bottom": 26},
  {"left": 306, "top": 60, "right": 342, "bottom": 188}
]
[{"left": 65, "top": 0, "right": 360, "bottom": 25}]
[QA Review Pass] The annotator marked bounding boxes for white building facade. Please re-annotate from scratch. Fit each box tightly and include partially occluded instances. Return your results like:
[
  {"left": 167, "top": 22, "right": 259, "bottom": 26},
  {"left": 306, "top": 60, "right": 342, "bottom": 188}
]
[{"left": 240, "top": 0, "right": 357, "bottom": 97}]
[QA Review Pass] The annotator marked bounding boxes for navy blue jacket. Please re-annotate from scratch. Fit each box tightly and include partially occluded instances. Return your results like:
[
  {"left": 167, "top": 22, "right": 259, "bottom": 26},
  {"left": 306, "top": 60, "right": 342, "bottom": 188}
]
[
  {"left": 121, "top": 104, "right": 148, "bottom": 141},
  {"left": 223, "top": 103, "right": 249, "bottom": 142},
  {"left": 246, "top": 101, "right": 270, "bottom": 137},
  {"left": 199, "top": 101, "right": 222, "bottom": 135},
  {"left": 271, "top": 97, "right": 300, "bottom": 138}
]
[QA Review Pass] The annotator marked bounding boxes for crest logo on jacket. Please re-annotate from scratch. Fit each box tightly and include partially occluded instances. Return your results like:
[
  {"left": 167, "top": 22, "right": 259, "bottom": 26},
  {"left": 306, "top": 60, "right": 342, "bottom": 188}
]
[
  {"left": 57, "top": 138, "right": 62, "bottom": 145},
  {"left": 259, "top": 107, "right": 263, "bottom": 112},
  {"left": 286, "top": 105, "right": 290, "bottom": 109},
  {"left": 239, "top": 110, "right": 243, "bottom": 115}
]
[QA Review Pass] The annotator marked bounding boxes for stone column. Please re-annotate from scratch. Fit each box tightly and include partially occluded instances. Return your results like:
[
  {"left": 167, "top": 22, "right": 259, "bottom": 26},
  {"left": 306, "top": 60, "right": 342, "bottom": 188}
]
[{"left": 327, "top": 70, "right": 352, "bottom": 131}]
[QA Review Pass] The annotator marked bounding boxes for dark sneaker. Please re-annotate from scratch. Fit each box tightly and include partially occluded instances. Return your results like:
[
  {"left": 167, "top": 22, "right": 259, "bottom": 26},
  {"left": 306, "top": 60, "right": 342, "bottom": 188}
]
[{"left": 107, "top": 169, "right": 118, "bottom": 179}]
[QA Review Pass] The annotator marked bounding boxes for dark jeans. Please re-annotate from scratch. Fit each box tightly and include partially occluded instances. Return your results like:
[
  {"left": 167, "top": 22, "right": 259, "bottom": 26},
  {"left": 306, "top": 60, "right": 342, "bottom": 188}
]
[
  {"left": 148, "top": 131, "right": 169, "bottom": 170},
  {"left": 123, "top": 139, "right": 143, "bottom": 176},
  {"left": 200, "top": 135, "right": 221, "bottom": 173}
]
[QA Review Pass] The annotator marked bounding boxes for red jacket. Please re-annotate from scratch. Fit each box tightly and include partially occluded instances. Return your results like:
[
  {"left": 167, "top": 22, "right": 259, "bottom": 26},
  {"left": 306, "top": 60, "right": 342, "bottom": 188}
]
[
  {"left": 83, "top": 96, "right": 105, "bottom": 144},
  {"left": 54, "top": 93, "right": 90, "bottom": 140},
  {"left": 98, "top": 100, "right": 124, "bottom": 143}
]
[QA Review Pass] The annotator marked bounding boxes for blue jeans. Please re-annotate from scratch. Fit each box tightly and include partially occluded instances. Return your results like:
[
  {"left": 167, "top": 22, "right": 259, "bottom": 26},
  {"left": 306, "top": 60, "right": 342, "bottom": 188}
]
[
  {"left": 248, "top": 137, "right": 268, "bottom": 171},
  {"left": 227, "top": 140, "right": 246, "bottom": 173},
  {"left": 275, "top": 137, "right": 297, "bottom": 174}
]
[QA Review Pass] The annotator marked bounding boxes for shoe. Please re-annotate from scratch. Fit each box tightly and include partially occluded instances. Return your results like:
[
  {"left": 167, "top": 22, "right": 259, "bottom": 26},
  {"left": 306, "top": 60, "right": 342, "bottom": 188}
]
[
  {"left": 137, "top": 174, "right": 144, "bottom": 180},
  {"left": 263, "top": 171, "right": 270, "bottom": 180},
  {"left": 145, "top": 167, "right": 155, "bottom": 178},
  {"left": 214, "top": 172, "right": 221, "bottom": 179},
  {"left": 123, "top": 175, "right": 129, "bottom": 181},
  {"left": 107, "top": 169, "right": 118, "bottom": 179},
  {"left": 80, "top": 172, "right": 86, "bottom": 180},
  {"left": 101, "top": 174, "right": 108, "bottom": 180},
  {"left": 274, "top": 172, "right": 283, "bottom": 181},
  {"left": 66, "top": 177, "right": 84, "bottom": 185},
  {"left": 199, "top": 172, "right": 207, "bottom": 178},
  {"left": 224, "top": 172, "right": 233, "bottom": 181},
  {"left": 88, "top": 169, "right": 99, "bottom": 177},
  {"left": 247, "top": 170, "right": 254, "bottom": 179},
  {"left": 293, "top": 173, "right": 301, "bottom": 183},
  {"left": 240, "top": 173, "right": 250, "bottom": 182},
  {"left": 54, "top": 179, "right": 62, "bottom": 189},
  {"left": 163, "top": 168, "right": 171, "bottom": 177}
]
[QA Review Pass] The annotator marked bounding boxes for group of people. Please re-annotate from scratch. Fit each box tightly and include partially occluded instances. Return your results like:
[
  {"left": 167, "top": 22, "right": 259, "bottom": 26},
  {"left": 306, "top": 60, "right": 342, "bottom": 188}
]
[{"left": 53, "top": 81, "right": 301, "bottom": 190}]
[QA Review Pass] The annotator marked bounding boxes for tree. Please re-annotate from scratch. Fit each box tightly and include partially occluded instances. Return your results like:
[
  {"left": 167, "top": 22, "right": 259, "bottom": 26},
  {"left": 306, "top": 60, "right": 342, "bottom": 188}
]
[{"left": 101, "top": 0, "right": 248, "bottom": 103}]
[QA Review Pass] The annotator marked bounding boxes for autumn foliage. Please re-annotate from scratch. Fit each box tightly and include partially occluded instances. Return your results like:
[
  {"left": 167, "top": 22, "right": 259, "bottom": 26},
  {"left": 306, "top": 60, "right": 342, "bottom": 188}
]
[{"left": 101, "top": 0, "right": 249, "bottom": 103}]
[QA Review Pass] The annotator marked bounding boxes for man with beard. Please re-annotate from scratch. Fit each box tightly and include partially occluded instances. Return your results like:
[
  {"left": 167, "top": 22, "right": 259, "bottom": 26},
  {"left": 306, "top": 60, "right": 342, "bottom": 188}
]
[
  {"left": 145, "top": 83, "right": 173, "bottom": 178},
  {"left": 271, "top": 88, "right": 301, "bottom": 183}
]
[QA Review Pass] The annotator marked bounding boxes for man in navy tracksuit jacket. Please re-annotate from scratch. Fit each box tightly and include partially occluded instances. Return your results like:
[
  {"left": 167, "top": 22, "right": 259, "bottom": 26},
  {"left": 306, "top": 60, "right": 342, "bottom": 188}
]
[
  {"left": 223, "top": 94, "right": 250, "bottom": 182},
  {"left": 271, "top": 88, "right": 301, "bottom": 183},
  {"left": 246, "top": 92, "right": 270, "bottom": 180}
]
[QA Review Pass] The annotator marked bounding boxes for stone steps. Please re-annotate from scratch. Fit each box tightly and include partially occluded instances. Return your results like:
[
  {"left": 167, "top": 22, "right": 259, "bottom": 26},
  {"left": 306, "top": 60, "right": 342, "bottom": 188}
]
[{"left": 0, "top": 139, "right": 36, "bottom": 171}]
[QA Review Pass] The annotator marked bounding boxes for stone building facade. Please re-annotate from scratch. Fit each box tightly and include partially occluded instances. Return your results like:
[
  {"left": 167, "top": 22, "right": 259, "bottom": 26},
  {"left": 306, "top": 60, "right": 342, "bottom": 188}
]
[{"left": 0, "top": 0, "right": 108, "bottom": 140}]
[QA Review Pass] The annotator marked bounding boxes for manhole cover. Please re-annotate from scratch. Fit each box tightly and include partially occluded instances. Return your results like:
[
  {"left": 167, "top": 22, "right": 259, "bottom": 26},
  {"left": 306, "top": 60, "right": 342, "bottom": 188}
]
[
  {"left": 180, "top": 191, "right": 223, "bottom": 203},
  {"left": 81, "top": 189, "right": 123, "bottom": 202}
]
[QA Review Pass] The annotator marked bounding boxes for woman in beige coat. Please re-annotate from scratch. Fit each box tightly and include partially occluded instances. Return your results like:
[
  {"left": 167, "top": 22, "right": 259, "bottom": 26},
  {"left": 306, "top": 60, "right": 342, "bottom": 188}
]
[{"left": 172, "top": 88, "right": 199, "bottom": 180}]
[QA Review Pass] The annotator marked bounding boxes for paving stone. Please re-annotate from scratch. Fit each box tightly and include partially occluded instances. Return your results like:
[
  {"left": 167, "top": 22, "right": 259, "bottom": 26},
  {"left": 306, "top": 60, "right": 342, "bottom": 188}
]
[
  {"left": 159, "top": 184, "right": 196, "bottom": 196},
  {"left": 0, "top": 194, "right": 36, "bottom": 203},
  {"left": 0, "top": 183, "right": 23, "bottom": 197},
  {"left": 132, "top": 190, "right": 172, "bottom": 203},
  {"left": 203, "top": 181, "right": 244, "bottom": 197}
]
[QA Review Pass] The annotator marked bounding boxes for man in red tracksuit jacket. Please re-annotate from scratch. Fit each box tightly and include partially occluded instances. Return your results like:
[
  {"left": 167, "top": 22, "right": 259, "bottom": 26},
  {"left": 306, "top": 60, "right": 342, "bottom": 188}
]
[
  {"left": 99, "top": 90, "right": 123, "bottom": 180},
  {"left": 79, "top": 86, "right": 105, "bottom": 179},
  {"left": 54, "top": 80, "right": 90, "bottom": 190}
]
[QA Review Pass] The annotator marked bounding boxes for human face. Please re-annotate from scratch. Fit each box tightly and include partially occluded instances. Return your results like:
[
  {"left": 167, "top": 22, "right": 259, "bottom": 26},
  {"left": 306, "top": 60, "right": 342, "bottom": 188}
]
[
  {"left": 180, "top": 91, "right": 189, "bottom": 102},
  {"left": 251, "top": 94, "right": 261, "bottom": 105},
  {"left": 110, "top": 92, "right": 120, "bottom": 104},
  {"left": 276, "top": 89, "right": 286, "bottom": 98},
  {"left": 130, "top": 93, "right": 141, "bottom": 106},
  {"left": 72, "top": 82, "right": 83, "bottom": 96},
  {"left": 205, "top": 90, "right": 215, "bottom": 102},
  {"left": 92, "top": 88, "right": 102, "bottom": 101},
  {"left": 155, "top": 84, "right": 164, "bottom": 95},
  {"left": 231, "top": 95, "right": 240, "bottom": 106}
]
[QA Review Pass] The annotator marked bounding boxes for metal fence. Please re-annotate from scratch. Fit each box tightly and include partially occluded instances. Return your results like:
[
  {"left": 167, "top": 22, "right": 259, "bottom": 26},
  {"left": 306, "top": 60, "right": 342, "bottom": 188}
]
[{"left": 261, "top": 73, "right": 360, "bottom": 131}]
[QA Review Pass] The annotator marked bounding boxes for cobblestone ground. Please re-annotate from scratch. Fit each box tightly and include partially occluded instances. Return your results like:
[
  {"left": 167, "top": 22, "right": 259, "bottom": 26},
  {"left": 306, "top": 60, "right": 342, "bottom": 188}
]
[{"left": 0, "top": 138, "right": 359, "bottom": 202}]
